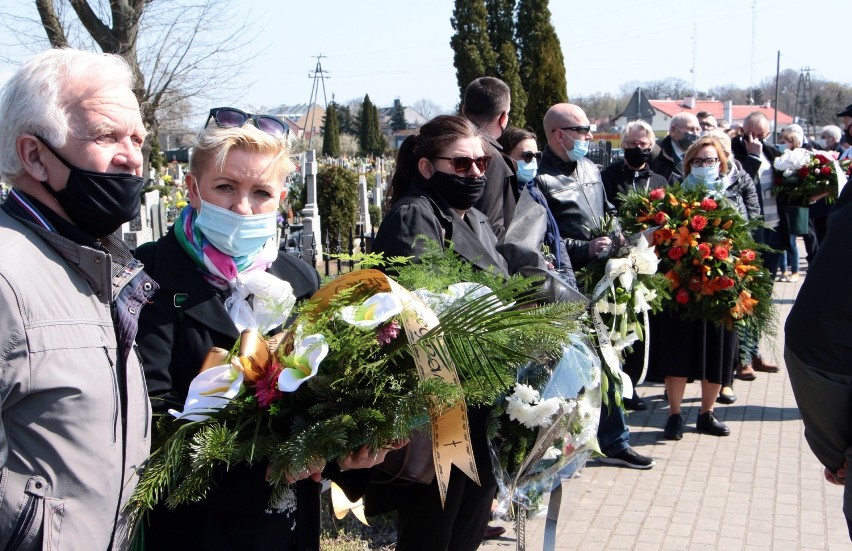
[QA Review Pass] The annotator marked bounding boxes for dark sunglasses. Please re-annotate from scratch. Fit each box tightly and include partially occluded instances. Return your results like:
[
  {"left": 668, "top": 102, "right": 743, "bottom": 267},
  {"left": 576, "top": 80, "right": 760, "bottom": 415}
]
[
  {"left": 205, "top": 107, "right": 289, "bottom": 138},
  {"left": 553, "top": 126, "right": 592, "bottom": 134},
  {"left": 521, "top": 150, "right": 542, "bottom": 163},
  {"left": 433, "top": 155, "right": 492, "bottom": 174}
]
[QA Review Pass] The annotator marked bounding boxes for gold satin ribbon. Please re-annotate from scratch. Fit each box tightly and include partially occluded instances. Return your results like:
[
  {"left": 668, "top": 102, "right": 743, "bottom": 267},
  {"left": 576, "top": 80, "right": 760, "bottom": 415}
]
[{"left": 312, "top": 269, "right": 479, "bottom": 507}]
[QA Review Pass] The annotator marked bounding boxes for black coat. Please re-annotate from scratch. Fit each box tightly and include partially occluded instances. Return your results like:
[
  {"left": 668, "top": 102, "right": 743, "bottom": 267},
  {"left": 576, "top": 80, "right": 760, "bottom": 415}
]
[
  {"left": 650, "top": 135, "right": 685, "bottom": 183},
  {"left": 472, "top": 135, "right": 518, "bottom": 240},
  {"left": 601, "top": 160, "right": 668, "bottom": 210},
  {"left": 373, "top": 180, "right": 509, "bottom": 276},
  {"left": 135, "top": 230, "right": 323, "bottom": 551}
]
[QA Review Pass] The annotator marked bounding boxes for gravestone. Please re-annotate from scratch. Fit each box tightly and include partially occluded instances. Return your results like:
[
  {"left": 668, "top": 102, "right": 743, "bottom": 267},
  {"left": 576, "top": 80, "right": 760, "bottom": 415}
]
[{"left": 300, "top": 150, "right": 322, "bottom": 260}]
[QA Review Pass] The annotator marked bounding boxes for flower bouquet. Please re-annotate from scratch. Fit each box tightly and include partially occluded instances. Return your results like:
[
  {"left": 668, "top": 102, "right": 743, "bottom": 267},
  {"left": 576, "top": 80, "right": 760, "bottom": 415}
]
[
  {"left": 488, "top": 335, "right": 602, "bottom": 519},
  {"left": 576, "top": 214, "right": 669, "bottom": 399},
  {"left": 772, "top": 148, "right": 847, "bottom": 205},
  {"left": 127, "top": 240, "right": 583, "bottom": 523},
  {"left": 618, "top": 184, "right": 774, "bottom": 332}
]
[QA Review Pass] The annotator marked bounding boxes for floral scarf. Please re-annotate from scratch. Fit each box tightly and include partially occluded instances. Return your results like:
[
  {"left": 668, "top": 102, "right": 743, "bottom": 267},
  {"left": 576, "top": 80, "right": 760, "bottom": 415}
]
[{"left": 174, "top": 205, "right": 276, "bottom": 291}]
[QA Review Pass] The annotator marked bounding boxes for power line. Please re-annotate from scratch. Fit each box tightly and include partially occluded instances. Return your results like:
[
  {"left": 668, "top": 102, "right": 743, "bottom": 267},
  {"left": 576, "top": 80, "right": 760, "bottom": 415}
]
[{"left": 305, "top": 54, "right": 330, "bottom": 149}]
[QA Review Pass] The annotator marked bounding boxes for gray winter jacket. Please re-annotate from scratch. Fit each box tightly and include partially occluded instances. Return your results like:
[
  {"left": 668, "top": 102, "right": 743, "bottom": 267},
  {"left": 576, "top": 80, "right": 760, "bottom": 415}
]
[{"left": 0, "top": 208, "right": 156, "bottom": 551}]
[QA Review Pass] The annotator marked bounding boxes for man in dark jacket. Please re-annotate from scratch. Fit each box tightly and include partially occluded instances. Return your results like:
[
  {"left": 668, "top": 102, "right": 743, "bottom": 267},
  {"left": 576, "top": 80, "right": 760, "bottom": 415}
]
[
  {"left": 731, "top": 111, "right": 782, "bottom": 378},
  {"left": 602, "top": 119, "right": 667, "bottom": 211},
  {"left": 650, "top": 112, "right": 700, "bottom": 182},
  {"left": 463, "top": 77, "right": 517, "bottom": 239},
  {"left": 785, "top": 197, "right": 852, "bottom": 541},
  {"left": 536, "top": 103, "right": 654, "bottom": 471}
]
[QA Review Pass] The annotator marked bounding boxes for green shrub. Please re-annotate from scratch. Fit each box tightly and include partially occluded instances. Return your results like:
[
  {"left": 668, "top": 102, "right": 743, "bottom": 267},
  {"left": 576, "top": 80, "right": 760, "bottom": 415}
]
[{"left": 317, "top": 166, "right": 359, "bottom": 251}]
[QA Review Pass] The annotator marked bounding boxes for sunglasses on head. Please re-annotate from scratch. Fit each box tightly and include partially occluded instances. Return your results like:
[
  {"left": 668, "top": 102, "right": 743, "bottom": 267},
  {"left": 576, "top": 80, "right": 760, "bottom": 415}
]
[
  {"left": 521, "top": 150, "right": 542, "bottom": 163},
  {"left": 433, "top": 155, "right": 492, "bottom": 174},
  {"left": 205, "top": 107, "right": 289, "bottom": 138}
]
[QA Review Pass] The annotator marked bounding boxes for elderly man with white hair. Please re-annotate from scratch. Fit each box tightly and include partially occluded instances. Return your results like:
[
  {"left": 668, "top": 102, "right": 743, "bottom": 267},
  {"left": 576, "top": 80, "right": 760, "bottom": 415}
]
[
  {"left": 650, "top": 112, "right": 701, "bottom": 182},
  {"left": 0, "top": 48, "right": 157, "bottom": 549}
]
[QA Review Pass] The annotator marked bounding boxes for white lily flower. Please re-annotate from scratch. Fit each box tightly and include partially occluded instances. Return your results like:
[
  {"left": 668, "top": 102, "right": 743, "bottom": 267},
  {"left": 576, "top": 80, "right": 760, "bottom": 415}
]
[
  {"left": 169, "top": 364, "right": 244, "bottom": 422},
  {"left": 277, "top": 334, "right": 328, "bottom": 392},
  {"left": 631, "top": 238, "right": 660, "bottom": 276},
  {"left": 338, "top": 292, "right": 403, "bottom": 330},
  {"left": 541, "top": 446, "right": 563, "bottom": 461},
  {"left": 773, "top": 147, "right": 811, "bottom": 175}
]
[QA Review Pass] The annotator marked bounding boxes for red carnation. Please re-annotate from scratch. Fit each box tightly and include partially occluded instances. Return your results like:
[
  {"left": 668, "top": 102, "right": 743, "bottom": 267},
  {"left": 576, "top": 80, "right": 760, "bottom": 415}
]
[
  {"left": 798, "top": 166, "right": 810, "bottom": 178},
  {"left": 822, "top": 166, "right": 832, "bottom": 175},
  {"left": 740, "top": 249, "right": 756, "bottom": 262},
  {"left": 655, "top": 211, "right": 669, "bottom": 225},
  {"left": 816, "top": 154, "right": 831, "bottom": 165},
  {"left": 649, "top": 188, "right": 666, "bottom": 200},
  {"left": 713, "top": 246, "right": 729, "bottom": 260},
  {"left": 688, "top": 277, "right": 702, "bottom": 292},
  {"left": 668, "top": 246, "right": 685, "bottom": 260},
  {"left": 697, "top": 243, "right": 712, "bottom": 259},
  {"left": 676, "top": 288, "right": 690, "bottom": 304},
  {"left": 691, "top": 215, "right": 708, "bottom": 231},
  {"left": 719, "top": 275, "right": 735, "bottom": 289},
  {"left": 700, "top": 198, "right": 717, "bottom": 211}
]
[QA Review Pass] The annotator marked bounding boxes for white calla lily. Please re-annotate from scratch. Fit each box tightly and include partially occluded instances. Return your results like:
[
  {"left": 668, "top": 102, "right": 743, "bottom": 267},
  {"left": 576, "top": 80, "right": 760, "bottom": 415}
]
[
  {"left": 169, "top": 364, "right": 244, "bottom": 422},
  {"left": 277, "top": 334, "right": 328, "bottom": 392},
  {"left": 631, "top": 238, "right": 660, "bottom": 276},
  {"left": 338, "top": 292, "right": 403, "bottom": 330}
]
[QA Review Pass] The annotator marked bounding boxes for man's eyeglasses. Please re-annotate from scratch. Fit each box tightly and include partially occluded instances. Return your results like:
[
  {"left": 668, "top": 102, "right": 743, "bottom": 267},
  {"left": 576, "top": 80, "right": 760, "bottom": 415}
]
[
  {"left": 554, "top": 126, "right": 592, "bottom": 135},
  {"left": 521, "top": 151, "right": 542, "bottom": 163},
  {"left": 433, "top": 155, "right": 492, "bottom": 174},
  {"left": 690, "top": 157, "right": 719, "bottom": 167},
  {"left": 205, "top": 107, "right": 289, "bottom": 138}
]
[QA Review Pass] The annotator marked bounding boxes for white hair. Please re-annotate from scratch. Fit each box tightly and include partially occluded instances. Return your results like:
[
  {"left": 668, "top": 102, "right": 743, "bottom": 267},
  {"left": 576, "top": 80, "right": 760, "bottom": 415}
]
[
  {"left": 670, "top": 112, "right": 699, "bottom": 131},
  {"left": 621, "top": 120, "right": 656, "bottom": 145},
  {"left": 787, "top": 123, "right": 805, "bottom": 145},
  {"left": 0, "top": 48, "right": 134, "bottom": 182},
  {"left": 822, "top": 125, "right": 841, "bottom": 142}
]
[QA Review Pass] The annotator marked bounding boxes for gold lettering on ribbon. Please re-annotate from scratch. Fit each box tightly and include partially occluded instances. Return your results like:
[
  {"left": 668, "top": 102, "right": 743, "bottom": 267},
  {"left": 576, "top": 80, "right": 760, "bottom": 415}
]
[
  {"left": 386, "top": 278, "right": 480, "bottom": 507},
  {"left": 237, "top": 329, "right": 271, "bottom": 384}
]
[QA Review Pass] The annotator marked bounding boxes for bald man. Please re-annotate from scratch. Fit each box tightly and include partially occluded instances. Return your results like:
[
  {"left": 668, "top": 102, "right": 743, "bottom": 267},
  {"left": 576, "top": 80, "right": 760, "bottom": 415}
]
[
  {"left": 536, "top": 103, "right": 616, "bottom": 270},
  {"left": 535, "top": 104, "right": 655, "bottom": 471},
  {"left": 650, "top": 112, "right": 700, "bottom": 182}
]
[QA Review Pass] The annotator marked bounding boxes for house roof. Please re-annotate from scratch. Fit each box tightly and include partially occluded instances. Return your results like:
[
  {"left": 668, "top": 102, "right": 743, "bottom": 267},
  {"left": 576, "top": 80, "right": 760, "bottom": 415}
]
[{"left": 647, "top": 99, "right": 793, "bottom": 125}]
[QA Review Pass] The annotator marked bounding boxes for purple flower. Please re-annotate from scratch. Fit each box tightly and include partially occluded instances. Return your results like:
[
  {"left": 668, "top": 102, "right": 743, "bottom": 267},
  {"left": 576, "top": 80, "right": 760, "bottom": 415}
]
[{"left": 376, "top": 320, "right": 401, "bottom": 345}]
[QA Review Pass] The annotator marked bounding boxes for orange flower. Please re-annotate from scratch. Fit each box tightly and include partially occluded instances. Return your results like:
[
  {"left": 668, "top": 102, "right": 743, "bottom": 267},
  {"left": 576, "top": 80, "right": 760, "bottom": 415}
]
[
  {"left": 722, "top": 219, "right": 733, "bottom": 230},
  {"left": 730, "top": 290, "right": 759, "bottom": 319},
  {"left": 654, "top": 227, "right": 674, "bottom": 244},
  {"left": 668, "top": 193, "right": 679, "bottom": 206},
  {"left": 664, "top": 268, "right": 681, "bottom": 289},
  {"left": 672, "top": 226, "right": 699, "bottom": 248},
  {"left": 734, "top": 260, "right": 759, "bottom": 278}
]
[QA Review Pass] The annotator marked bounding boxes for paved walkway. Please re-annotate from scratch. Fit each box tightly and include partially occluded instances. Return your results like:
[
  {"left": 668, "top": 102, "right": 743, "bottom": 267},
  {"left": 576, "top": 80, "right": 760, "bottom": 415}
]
[{"left": 482, "top": 262, "right": 852, "bottom": 550}]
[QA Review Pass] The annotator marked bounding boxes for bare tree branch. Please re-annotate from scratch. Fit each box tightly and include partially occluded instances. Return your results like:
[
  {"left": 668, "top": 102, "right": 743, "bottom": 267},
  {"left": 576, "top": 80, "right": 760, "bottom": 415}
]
[{"left": 35, "top": 0, "right": 68, "bottom": 47}]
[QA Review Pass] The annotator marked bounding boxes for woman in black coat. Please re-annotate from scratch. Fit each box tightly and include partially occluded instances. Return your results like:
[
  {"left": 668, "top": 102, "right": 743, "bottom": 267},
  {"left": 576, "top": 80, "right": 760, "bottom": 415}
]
[
  {"left": 136, "top": 115, "right": 389, "bottom": 551},
  {"left": 366, "top": 115, "right": 508, "bottom": 551}
]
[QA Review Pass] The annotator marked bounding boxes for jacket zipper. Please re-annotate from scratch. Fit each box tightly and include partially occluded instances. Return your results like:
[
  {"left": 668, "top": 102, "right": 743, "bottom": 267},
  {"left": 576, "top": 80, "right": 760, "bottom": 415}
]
[
  {"left": 4, "top": 494, "right": 36, "bottom": 551},
  {"left": 133, "top": 344, "right": 150, "bottom": 436},
  {"left": 102, "top": 347, "right": 120, "bottom": 444}
]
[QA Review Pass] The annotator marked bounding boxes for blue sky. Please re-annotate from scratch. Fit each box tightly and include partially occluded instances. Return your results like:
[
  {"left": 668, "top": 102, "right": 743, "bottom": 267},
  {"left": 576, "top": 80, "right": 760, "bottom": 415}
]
[{"left": 1, "top": 0, "right": 847, "bottom": 116}]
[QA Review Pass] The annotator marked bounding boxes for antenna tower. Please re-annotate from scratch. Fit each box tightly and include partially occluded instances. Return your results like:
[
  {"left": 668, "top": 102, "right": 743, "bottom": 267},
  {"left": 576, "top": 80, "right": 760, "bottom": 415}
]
[
  {"left": 305, "top": 54, "right": 330, "bottom": 149},
  {"left": 793, "top": 67, "right": 816, "bottom": 136}
]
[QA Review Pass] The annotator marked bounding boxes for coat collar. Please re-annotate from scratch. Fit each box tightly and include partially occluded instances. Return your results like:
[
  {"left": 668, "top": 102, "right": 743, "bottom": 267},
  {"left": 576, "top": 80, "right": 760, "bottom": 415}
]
[{"left": 141, "top": 230, "right": 241, "bottom": 340}]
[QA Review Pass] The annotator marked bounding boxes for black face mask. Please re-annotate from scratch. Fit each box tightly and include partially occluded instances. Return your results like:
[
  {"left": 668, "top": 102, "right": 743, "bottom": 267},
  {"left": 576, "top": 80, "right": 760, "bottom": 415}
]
[
  {"left": 427, "top": 170, "right": 486, "bottom": 211},
  {"left": 38, "top": 139, "right": 144, "bottom": 237},
  {"left": 676, "top": 132, "right": 699, "bottom": 150},
  {"left": 845, "top": 123, "right": 852, "bottom": 143},
  {"left": 623, "top": 147, "right": 652, "bottom": 169}
]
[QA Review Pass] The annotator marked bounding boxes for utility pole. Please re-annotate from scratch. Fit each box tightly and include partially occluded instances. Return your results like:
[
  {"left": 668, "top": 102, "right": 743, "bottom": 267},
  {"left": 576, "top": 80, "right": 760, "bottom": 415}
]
[
  {"left": 773, "top": 51, "right": 780, "bottom": 143},
  {"left": 305, "top": 54, "right": 330, "bottom": 149},
  {"left": 749, "top": 0, "right": 757, "bottom": 104}
]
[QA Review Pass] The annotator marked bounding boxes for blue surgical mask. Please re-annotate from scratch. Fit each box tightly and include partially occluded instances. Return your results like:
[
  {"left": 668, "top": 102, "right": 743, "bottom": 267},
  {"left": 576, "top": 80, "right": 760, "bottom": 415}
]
[
  {"left": 516, "top": 159, "right": 538, "bottom": 183},
  {"left": 777, "top": 143, "right": 788, "bottom": 153},
  {"left": 562, "top": 133, "right": 589, "bottom": 162},
  {"left": 194, "top": 199, "right": 278, "bottom": 258},
  {"left": 688, "top": 163, "right": 719, "bottom": 189}
]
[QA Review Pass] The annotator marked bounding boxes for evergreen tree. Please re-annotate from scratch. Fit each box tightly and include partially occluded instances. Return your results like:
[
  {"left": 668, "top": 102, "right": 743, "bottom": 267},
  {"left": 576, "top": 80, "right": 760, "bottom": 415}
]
[
  {"left": 486, "top": 0, "right": 515, "bottom": 52},
  {"left": 390, "top": 102, "right": 408, "bottom": 131},
  {"left": 359, "top": 94, "right": 377, "bottom": 156},
  {"left": 517, "top": 0, "right": 567, "bottom": 140},
  {"left": 497, "top": 42, "right": 527, "bottom": 128},
  {"left": 322, "top": 102, "right": 341, "bottom": 158},
  {"left": 369, "top": 104, "right": 385, "bottom": 156},
  {"left": 337, "top": 104, "right": 357, "bottom": 136},
  {"left": 450, "top": 0, "right": 498, "bottom": 104}
]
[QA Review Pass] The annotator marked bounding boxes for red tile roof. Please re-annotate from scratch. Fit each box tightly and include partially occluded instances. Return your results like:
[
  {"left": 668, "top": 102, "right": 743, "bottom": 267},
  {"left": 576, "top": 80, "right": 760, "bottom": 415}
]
[{"left": 649, "top": 100, "right": 793, "bottom": 125}]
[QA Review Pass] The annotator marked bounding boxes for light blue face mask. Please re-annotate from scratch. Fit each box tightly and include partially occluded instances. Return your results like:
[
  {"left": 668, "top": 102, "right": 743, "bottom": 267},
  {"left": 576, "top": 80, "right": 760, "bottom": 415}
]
[
  {"left": 516, "top": 159, "right": 538, "bottom": 183},
  {"left": 776, "top": 143, "right": 788, "bottom": 153},
  {"left": 194, "top": 199, "right": 278, "bottom": 258},
  {"left": 562, "top": 133, "right": 590, "bottom": 162}
]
